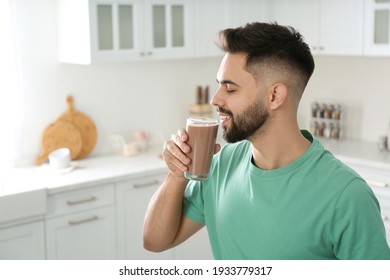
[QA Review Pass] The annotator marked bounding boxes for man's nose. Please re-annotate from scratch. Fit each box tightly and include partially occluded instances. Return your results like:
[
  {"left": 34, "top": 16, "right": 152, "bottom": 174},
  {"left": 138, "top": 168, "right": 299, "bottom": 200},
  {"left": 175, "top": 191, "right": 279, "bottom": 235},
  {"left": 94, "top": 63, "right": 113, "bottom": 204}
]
[{"left": 210, "top": 87, "right": 224, "bottom": 108}]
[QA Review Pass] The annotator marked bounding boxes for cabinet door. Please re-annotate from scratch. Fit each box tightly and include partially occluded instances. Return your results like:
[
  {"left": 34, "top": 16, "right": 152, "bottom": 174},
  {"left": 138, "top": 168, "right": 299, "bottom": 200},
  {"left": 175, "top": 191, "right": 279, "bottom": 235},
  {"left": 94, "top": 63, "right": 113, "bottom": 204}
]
[
  {"left": 46, "top": 206, "right": 116, "bottom": 259},
  {"left": 229, "top": 0, "right": 272, "bottom": 27},
  {"left": 194, "top": 0, "right": 229, "bottom": 57},
  {"left": 0, "top": 221, "right": 45, "bottom": 260},
  {"left": 174, "top": 227, "right": 213, "bottom": 260},
  {"left": 320, "top": 0, "right": 364, "bottom": 55},
  {"left": 90, "top": 0, "right": 144, "bottom": 62},
  {"left": 273, "top": 0, "right": 363, "bottom": 56},
  {"left": 116, "top": 175, "right": 174, "bottom": 259},
  {"left": 144, "top": 0, "right": 194, "bottom": 59},
  {"left": 364, "top": 0, "right": 390, "bottom": 55},
  {"left": 273, "top": 0, "right": 320, "bottom": 52}
]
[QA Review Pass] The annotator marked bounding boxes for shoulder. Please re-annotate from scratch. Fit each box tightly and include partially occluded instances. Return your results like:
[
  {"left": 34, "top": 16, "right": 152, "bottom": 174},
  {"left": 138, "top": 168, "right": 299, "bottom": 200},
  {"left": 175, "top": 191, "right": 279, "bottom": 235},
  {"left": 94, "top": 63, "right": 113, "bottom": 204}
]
[{"left": 216, "top": 140, "right": 251, "bottom": 159}]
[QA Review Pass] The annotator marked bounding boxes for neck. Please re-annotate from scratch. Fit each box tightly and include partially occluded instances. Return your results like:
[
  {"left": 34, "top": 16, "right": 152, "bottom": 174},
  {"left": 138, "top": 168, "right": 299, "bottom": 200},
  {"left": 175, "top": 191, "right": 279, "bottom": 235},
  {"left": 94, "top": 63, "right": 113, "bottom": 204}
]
[{"left": 249, "top": 121, "right": 310, "bottom": 170}]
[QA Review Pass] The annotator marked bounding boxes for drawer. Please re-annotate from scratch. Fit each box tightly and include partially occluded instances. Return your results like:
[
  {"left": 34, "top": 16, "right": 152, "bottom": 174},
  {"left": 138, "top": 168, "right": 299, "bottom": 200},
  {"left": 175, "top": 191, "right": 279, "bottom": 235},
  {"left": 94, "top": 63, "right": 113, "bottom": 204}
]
[{"left": 46, "top": 183, "right": 115, "bottom": 218}]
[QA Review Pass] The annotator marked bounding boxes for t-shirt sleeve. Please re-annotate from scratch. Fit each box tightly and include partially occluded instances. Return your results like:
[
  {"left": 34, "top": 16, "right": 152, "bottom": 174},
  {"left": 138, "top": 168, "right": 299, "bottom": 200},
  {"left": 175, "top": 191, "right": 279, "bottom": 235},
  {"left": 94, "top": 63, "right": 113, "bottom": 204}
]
[
  {"left": 183, "top": 180, "right": 206, "bottom": 224},
  {"left": 333, "top": 178, "right": 390, "bottom": 259}
]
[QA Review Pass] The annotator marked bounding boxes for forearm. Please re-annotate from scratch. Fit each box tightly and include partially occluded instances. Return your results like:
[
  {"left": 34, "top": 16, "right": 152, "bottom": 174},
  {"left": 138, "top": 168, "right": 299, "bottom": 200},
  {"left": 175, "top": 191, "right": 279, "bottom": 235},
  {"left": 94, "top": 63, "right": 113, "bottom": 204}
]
[{"left": 143, "top": 172, "right": 188, "bottom": 252}]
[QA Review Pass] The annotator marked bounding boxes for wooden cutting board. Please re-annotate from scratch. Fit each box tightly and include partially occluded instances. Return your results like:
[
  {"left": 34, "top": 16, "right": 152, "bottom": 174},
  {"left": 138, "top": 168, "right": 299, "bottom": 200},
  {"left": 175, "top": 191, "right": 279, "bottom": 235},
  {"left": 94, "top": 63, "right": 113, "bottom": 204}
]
[
  {"left": 35, "top": 120, "right": 83, "bottom": 165},
  {"left": 58, "top": 95, "right": 98, "bottom": 159}
]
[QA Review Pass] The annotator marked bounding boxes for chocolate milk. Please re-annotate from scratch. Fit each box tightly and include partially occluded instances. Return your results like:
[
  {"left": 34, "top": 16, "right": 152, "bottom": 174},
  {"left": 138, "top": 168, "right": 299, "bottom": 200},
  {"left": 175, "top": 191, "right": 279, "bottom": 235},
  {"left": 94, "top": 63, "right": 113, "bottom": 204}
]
[{"left": 185, "top": 118, "right": 219, "bottom": 180}]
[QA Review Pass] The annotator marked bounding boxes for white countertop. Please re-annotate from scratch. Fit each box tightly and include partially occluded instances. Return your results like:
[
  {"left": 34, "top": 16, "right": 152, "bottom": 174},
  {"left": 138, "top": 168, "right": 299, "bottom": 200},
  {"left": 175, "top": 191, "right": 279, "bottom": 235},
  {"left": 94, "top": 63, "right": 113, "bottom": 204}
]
[
  {"left": 0, "top": 151, "right": 167, "bottom": 197},
  {"left": 1, "top": 138, "right": 389, "bottom": 198},
  {"left": 320, "top": 138, "right": 390, "bottom": 171},
  {"left": 1, "top": 138, "right": 389, "bottom": 225}
]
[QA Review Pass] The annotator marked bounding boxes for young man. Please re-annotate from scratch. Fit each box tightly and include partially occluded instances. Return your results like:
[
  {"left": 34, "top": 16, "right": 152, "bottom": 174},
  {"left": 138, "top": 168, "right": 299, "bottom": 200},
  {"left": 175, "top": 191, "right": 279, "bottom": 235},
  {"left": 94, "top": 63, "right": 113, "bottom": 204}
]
[{"left": 143, "top": 22, "right": 390, "bottom": 259}]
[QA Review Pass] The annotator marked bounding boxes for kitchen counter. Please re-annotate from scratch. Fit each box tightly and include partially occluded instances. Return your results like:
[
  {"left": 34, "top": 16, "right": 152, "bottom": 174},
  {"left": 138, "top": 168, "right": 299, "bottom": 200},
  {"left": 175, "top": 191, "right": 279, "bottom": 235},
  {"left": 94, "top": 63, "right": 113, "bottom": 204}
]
[
  {"left": 1, "top": 137, "right": 389, "bottom": 207},
  {"left": 320, "top": 138, "right": 390, "bottom": 171},
  {"left": 0, "top": 151, "right": 166, "bottom": 197},
  {"left": 1, "top": 138, "right": 389, "bottom": 198},
  {"left": 0, "top": 151, "right": 167, "bottom": 225}
]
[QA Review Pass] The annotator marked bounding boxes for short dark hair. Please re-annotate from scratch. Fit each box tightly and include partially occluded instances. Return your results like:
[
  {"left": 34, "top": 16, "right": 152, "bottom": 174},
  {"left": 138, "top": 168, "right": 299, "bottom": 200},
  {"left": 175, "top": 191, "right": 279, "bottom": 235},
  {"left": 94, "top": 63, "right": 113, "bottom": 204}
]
[{"left": 218, "top": 22, "right": 315, "bottom": 93}]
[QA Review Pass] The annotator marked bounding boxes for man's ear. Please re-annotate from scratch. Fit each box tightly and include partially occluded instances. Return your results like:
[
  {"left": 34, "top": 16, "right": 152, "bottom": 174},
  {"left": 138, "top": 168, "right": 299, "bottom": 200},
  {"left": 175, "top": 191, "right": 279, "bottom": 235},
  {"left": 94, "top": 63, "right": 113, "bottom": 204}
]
[{"left": 269, "top": 83, "right": 288, "bottom": 110}]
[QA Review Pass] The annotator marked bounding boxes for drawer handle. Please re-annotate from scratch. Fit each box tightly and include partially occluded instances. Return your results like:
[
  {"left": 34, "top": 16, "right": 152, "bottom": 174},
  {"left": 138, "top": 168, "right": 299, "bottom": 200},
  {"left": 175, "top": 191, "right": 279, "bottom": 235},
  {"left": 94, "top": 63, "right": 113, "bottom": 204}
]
[
  {"left": 66, "top": 196, "right": 97, "bottom": 206},
  {"left": 383, "top": 215, "right": 389, "bottom": 222},
  {"left": 68, "top": 215, "right": 99, "bottom": 226},
  {"left": 133, "top": 180, "right": 160, "bottom": 188},
  {"left": 366, "top": 180, "right": 388, "bottom": 188}
]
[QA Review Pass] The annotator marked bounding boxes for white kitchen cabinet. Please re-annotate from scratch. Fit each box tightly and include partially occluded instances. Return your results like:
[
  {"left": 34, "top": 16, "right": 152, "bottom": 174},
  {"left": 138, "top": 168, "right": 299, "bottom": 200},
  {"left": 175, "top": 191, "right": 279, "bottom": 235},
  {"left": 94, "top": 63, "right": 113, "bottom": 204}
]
[
  {"left": 0, "top": 220, "right": 45, "bottom": 260},
  {"left": 116, "top": 171, "right": 213, "bottom": 259},
  {"left": 364, "top": 0, "right": 390, "bottom": 55},
  {"left": 193, "top": 0, "right": 229, "bottom": 57},
  {"left": 228, "top": 0, "right": 272, "bottom": 27},
  {"left": 174, "top": 227, "right": 213, "bottom": 259},
  {"left": 116, "top": 172, "right": 174, "bottom": 259},
  {"left": 57, "top": 0, "right": 194, "bottom": 64},
  {"left": 272, "top": 0, "right": 364, "bottom": 56},
  {"left": 193, "top": 0, "right": 272, "bottom": 58},
  {"left": 45, "top": 183, "right": 116, "bottom": 259}
]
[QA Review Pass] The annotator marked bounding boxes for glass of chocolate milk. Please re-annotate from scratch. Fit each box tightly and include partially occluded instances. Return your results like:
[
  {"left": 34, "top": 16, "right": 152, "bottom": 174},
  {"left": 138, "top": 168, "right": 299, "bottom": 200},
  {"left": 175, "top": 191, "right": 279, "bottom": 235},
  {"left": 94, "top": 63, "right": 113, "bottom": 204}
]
[{"left": 185, "top": 117, "right": 219, "bottom": 181}]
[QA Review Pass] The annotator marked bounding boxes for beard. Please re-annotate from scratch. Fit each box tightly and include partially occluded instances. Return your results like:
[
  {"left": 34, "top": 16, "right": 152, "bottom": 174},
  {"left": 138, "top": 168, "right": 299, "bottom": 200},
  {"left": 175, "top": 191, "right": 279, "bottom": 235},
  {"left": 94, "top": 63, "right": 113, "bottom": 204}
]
[{"left": 219, "top": 98, "right": 269, "bottom": 143}]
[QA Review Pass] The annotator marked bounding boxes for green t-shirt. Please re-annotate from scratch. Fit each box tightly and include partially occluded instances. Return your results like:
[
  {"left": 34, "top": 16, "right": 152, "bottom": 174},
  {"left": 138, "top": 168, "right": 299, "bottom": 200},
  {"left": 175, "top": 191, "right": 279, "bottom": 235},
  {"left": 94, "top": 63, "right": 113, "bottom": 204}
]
[{"left": 183, "top": 131, "right": 390, "bottom": 259}]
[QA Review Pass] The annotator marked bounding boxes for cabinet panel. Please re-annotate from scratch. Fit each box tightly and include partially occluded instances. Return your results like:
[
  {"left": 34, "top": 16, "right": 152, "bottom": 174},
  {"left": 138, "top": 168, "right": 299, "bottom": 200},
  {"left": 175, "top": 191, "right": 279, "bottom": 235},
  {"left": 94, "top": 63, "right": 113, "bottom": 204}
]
[
  {"left": 0, "top": 221, "right": 45, "bottom": 260},
  {"left": 272, "top": 0, "right": 320, "bottom": 52},
  {"left": 364, "top": 0, "right": 390, "bottom": 55},
  {"left": 174, "top": 227, "right": 213, "bottom": 260},
  {"left": 194, "top": 0, "right": 229, "bottom": 57},
  {"left": 118, "top": 4, "right": 135, "bottom": 49},
  {"left": 46, "top": 206, "right": 116, "bottom": 259},
  {"left": 145, "top": 0, "right": 194, "bottom": 59},
  {"left": 229, "top": 0, "right": 272, "bottom": 27},
  {"left": 46, "top": 183, "right": 114, "bottom": 218},
  {"left": 116, "top": 172, "right": 213, "bottom": 259},
  {"left": 273, "top": 0, "right": 363, "bottom": 56},
  {"left": 97, "top": 4, "right": 114, "bottom": 50},
  {"left": 116, "top": 174, "right": 174, "bottom": 259},
  {"left": 320, "top": 0, "right": 364, "bottom": 55}
]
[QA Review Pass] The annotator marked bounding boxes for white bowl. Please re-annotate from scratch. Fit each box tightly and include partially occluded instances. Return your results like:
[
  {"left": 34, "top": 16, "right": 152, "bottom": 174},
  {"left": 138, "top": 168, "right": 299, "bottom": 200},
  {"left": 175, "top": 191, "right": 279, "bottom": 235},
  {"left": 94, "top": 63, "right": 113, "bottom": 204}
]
[{"left": 48, "top": 147, "right": 71, "bottom": 169}]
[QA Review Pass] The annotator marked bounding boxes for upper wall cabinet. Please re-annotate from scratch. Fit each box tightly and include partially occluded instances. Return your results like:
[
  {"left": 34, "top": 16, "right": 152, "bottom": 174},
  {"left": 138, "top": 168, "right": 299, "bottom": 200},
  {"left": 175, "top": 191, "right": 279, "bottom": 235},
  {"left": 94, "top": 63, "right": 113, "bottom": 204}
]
[
  {"left": 228, "top": 0, "right": 272, "bottom": 27},
  {"left": 272, "top": 0, "right": 364, "bottom": 56},
  {"left": 57, "top": 0, "right": 193, "bottom": 64},
  {"left": 364, "top": 0, "right": 390, "bottom": 55},
  {"left": 193, "top": 0, "right": 229, "bottom": 57},
  {"left": 193, "top": 0, "right": 272, "bottom": 58}
]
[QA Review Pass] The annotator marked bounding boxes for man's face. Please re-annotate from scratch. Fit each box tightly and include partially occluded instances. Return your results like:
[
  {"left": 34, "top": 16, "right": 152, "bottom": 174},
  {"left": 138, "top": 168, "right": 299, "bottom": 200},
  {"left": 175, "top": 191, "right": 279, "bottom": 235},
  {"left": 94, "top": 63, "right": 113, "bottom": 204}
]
[{"left": 211, "top": 53, "right": 270, "bottom": 143}]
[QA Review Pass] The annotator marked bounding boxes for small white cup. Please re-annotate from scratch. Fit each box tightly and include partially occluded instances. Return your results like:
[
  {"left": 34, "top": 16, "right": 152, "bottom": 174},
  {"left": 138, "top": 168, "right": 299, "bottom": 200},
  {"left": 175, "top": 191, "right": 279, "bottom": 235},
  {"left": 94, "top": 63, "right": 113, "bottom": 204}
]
[{"left": 48, "top": 147, "right": 71, "bottom": 169}]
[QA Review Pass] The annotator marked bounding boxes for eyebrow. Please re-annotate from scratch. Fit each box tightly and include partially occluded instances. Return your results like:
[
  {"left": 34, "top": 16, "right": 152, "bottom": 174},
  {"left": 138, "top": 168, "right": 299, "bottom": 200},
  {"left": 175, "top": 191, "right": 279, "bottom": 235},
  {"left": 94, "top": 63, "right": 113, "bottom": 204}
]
[{"left": 216, "top": 78, "right": 240, "bottom": 87}]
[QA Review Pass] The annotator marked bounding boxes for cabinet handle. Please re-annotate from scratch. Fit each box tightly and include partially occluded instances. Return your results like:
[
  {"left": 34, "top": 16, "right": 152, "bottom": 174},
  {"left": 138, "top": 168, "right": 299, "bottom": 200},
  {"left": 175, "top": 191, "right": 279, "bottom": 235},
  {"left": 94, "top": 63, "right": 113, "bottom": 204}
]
[
  {"left": 366, "top": 180, "right": 389, "bottom": 188},
  {"left": 382, "top": 215, "right": 389, "bottom": 222},
  {"left": 66, "top": 196, "right": 97, "bottom": 206},
  {"left": 133, "top": 180, "right": 160, "bottom": 188},
  {"left": 140, "top": 51, "right": 152, "bottom": 56},
  {"left": 68, "top": 215, "right": 99, "bottom": 226}
]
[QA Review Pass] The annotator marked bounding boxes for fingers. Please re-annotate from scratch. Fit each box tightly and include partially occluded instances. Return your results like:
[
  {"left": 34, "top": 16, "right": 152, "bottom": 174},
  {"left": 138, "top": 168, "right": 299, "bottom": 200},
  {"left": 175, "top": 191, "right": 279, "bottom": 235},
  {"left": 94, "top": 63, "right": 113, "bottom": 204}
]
[
  {"left": 214, "top": 143, "right": 221, "bottom": 154},
  {"left": 162, "top": 129, "right": 191, "bottom": 176},
  {"left": 172, "top": 129, "right": 190, "bottom": 154}
]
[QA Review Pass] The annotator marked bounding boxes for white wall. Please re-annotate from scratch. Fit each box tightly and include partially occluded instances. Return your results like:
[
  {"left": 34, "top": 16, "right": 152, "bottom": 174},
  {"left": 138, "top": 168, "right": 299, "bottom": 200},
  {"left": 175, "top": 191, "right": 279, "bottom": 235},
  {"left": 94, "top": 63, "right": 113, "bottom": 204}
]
[
  {"left": 299, "top": 56, "right": 390, "bottom": 141},
  {"left": 9, "top": 0, "right": 390, "bottom": 164}
]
